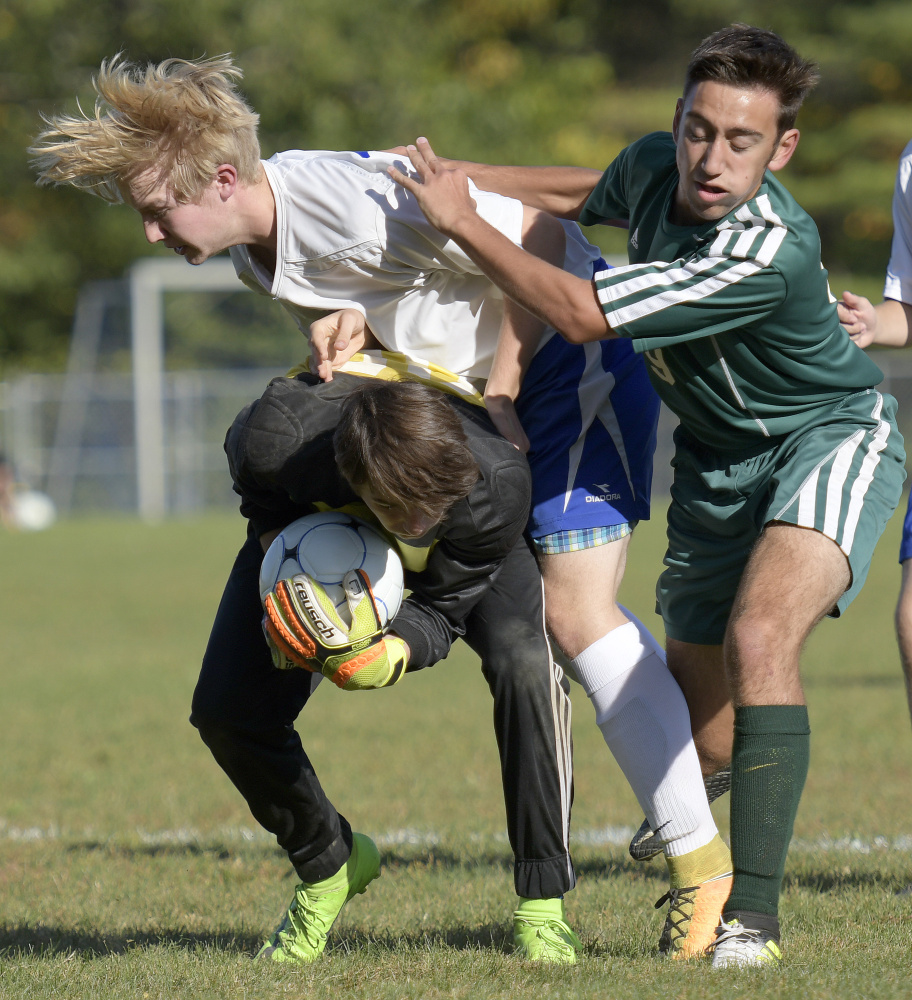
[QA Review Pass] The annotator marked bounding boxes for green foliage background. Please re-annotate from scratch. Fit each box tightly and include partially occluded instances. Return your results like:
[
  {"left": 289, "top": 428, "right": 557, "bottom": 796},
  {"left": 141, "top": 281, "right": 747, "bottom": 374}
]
[{"left": 3, "top": 0, "right": 912, "bottom": 374}]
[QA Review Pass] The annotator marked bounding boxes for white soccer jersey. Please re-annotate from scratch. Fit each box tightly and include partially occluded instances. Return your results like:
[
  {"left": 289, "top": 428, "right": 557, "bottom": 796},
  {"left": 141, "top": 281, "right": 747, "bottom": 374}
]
[
  {"left": 885, "top": 139, "right": 912, "bottom": 306},
  {"left": 230, "top": 149, "right": 599, "bottom": 378}
]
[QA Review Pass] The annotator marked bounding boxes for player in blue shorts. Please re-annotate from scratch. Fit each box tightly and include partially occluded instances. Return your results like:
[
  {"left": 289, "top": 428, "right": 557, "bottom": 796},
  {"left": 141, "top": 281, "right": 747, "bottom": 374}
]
[
  {"left": 516, "top": 274, "right": 655, "bottom": 546},
  {"left": 839, "top": 138, "right": 912, "bottom": 727},
  {"left": 31, "top": 54, "right": 733, "bottom": 961}
]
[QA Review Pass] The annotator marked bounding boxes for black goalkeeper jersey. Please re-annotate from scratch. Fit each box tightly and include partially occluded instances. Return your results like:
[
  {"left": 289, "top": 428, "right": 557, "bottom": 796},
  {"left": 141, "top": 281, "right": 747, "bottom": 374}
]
[{"left": 225, "top": 371, "right": 533, "bottom": 671}]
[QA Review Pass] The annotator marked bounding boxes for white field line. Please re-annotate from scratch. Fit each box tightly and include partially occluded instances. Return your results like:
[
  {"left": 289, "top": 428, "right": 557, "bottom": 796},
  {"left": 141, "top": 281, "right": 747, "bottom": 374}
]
[{"left": 2, "top": 819, "right": 912, "bottom": 855}]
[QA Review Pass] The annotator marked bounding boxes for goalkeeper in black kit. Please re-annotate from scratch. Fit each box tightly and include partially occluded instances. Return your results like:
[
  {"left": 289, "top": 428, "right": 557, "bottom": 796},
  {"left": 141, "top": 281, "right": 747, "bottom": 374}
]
[{"left": 190, "top": 372, "right": 579, "bottom": 965}]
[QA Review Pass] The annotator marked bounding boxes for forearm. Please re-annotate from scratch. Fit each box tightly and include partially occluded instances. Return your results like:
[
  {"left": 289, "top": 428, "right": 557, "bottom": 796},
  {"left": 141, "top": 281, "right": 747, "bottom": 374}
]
[
  {"left": 488, "top": 303, "right": 541, "bottom": 400},
  {"left": 871, "top": 299, "right": 912, "bottom": 347},
  {"left": 389, "top": 141, "right": 611, "bottom": 341},
  {"left": 389, "top": 597, "right": 461, "bottom": 670},
  {"left": 451, "top": 211, "right": 611, "bottom": 342},
  {"left": 386, "top": 632, "right": 411, "bottom": 661},
  {"left": 488, "top": 207, "right": 567, "bottom": 397},
  {"left": 443, "top": 160, "right": 603, "bottom": 221}
]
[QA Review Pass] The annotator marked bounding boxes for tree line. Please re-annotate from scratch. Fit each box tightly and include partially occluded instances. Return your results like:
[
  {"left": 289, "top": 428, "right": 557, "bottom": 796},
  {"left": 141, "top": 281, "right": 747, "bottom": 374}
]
[{"left": 2, "top": 0, "right": 911, "bottom": 373}]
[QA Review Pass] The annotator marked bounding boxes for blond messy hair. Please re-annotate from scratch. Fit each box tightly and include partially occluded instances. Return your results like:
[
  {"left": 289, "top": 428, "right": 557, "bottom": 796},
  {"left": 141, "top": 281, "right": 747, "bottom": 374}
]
[{"left": 29, "top": 53, "right": 261, "bottom": 204}]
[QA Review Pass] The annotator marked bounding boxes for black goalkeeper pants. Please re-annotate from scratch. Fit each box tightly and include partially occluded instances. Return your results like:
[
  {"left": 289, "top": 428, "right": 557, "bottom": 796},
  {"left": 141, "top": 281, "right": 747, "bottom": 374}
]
[{"left": 190, "top": 529, "right": 575, "bottom": 898}]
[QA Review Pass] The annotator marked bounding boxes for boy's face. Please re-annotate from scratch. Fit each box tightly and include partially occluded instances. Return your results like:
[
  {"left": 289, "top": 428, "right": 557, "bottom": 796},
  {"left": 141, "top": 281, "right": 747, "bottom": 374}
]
[
  {"left": 671, "top": 80, "right": 799, "bottom": 226},
  {"left": 124, "top": 167, "right": 236, "bottom": 266},
  {"left": 356, "top": 485, "right": 441, "bottom": 541}
]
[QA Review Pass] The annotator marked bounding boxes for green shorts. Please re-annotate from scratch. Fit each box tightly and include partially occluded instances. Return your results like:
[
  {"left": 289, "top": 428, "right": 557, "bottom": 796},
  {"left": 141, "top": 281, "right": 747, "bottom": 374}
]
[{"left": 658, "top": 389, "right": 906, "bottom": 646}]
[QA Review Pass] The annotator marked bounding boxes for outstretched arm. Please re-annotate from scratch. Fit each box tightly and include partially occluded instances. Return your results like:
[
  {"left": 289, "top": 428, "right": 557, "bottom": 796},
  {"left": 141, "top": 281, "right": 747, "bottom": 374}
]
[
  {"left": 384, "top": 144, "right": 602, "bottom": 220},
  {"left": 389, "top": 139, "right": 612, "bottom": 344},
  {"left": 440, "top": 161, "right": 603, "bottom": 221},
  {"left": 838, "top": 291, "right": 912, "bottom": 349}
]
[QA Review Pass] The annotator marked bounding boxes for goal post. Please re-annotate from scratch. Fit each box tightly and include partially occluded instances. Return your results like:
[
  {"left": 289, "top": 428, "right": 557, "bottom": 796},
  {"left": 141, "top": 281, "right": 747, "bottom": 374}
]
[{"left": 130, "top": 257, "right": 247, "bottom": 522}]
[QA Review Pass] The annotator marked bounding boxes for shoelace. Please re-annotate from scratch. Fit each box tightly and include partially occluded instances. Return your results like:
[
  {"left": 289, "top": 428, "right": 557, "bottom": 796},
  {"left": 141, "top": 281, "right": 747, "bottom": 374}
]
[
  {"left": 711, "top": 921, "right": 769, "bottom": 951},
  {"left": 655, "top": 885, "right": 699, "bottom": 910},
  {"left": 535, "top": 919, "right": 581, "bottom": 952},
  {"left": 517, "top": 916, "right": 580, "bottom": 946},
  {"left": 655, "top": 885, "right": 698, "bottom": 951}
]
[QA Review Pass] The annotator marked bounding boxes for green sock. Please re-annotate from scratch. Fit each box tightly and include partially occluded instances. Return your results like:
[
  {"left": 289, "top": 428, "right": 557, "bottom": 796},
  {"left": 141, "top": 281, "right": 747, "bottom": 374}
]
[{"left": 725, "top": 705, "right": 810, "bottom": 919}]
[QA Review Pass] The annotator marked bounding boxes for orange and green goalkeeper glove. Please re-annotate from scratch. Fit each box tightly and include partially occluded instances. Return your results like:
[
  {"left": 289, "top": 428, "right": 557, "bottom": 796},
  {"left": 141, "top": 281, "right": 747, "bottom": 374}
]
[{"left": 262, "top": 569, "right": 408, "bottom": 690}]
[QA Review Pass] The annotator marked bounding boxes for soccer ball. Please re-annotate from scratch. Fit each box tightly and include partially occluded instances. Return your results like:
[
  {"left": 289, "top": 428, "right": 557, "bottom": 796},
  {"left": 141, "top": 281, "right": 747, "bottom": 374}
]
[
  {"left": 11, "top": 490, "right": 57, "bottom": 532},
  {"left": 259, "top": 511, "right": 404, "bottom": 629}
]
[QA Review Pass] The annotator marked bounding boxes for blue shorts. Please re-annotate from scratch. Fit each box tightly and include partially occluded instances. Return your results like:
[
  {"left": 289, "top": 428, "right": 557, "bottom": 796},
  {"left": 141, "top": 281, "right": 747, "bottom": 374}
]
[
  {"left": 900, "top": 489, "right": 912, "bottom": 563},
  {"left": 516, "top": 331, "right": 660, "bottom": 541}
]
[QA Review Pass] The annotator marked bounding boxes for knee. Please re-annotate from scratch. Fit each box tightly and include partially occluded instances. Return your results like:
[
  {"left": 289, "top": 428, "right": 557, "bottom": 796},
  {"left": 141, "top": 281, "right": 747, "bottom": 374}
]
[
  {"left": 545, "top": 599, "right": 629, "bottom": 661},
  {"left": 895, "top": 582, "right": 912, "bottom": 631},
  {"left": 189, "top": 675, "right": 238, "bottom": 747},
  {"left": 725, "top": 610, "right": 788, "bottom": 671},
  {"left": 481, "top": 634, "right": 553, "bottom": 697},
  {"left": 188, "top": 716, "right": 237, "bottom": 783},
  {"left": 189, "top": 696, "right": 263, "bottom": 772},
  {"left": 189, "top": 698, "right": 228, "bottom": 748}
]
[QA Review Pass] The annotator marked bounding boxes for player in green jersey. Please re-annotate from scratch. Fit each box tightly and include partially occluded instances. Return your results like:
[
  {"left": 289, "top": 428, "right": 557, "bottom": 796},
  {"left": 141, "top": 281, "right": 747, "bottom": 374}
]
[{"left": 387, "top": 24, "right": 906, "bottom": 968}]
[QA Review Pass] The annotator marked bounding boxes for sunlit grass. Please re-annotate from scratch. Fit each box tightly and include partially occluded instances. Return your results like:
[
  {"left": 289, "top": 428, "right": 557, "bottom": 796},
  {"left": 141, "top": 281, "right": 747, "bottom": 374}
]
[{"left": 0, "top": 505, "right": 910, "bottom": 998}]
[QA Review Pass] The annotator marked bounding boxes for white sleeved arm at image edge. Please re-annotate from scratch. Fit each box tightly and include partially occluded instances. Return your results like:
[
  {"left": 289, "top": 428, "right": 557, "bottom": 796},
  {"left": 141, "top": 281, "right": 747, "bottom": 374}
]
[{"left": 884, "top": 140, "right": 912, "bottom": 306}]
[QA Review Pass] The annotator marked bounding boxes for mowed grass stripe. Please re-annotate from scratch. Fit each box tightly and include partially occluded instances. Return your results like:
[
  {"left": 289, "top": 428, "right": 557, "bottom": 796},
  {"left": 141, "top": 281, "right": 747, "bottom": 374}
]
[{"left": 4, "top": 823, "right": 912, "bottom": 855}]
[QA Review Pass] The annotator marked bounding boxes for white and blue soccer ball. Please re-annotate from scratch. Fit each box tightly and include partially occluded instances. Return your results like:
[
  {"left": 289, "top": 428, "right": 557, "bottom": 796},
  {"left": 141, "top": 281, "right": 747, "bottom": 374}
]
[{"left": 258, "top": 511, "right": 404, "bottom": 629}]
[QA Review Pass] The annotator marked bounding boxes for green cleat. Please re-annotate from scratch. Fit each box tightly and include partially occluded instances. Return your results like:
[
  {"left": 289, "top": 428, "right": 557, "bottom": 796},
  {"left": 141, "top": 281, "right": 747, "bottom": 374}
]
[
  {"left": 513, "top": 897, "right": 582, "bottom": 964},
  {"left": 256, "top": 832, "right": 381, "bottom": 964}
]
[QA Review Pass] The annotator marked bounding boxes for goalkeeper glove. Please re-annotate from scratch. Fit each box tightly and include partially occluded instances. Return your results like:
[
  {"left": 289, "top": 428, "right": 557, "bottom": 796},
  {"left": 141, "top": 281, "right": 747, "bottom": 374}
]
[{"left": 262, "top": 569, "right": 408, "bottom": 690}]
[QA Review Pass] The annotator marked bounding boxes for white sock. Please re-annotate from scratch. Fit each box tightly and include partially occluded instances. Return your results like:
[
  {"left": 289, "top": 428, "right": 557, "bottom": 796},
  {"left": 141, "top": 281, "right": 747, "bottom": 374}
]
[{"left": 571, "top": 611, "right": 717, "bottom": 857}]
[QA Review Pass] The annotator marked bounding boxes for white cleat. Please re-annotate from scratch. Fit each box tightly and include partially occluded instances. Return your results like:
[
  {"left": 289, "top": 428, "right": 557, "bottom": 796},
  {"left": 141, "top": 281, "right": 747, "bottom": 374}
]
[{"left": 711, "top": 918, "right": 782, "bottom": 969}]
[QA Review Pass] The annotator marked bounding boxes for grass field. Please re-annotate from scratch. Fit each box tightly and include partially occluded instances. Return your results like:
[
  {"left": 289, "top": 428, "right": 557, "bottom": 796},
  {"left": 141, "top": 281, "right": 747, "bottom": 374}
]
[{"left": 1, "top": 503, "right": 911, "bottom": 999}]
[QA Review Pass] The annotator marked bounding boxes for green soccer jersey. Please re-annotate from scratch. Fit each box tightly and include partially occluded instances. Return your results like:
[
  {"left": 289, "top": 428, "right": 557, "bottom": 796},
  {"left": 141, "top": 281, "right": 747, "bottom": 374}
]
[{"left": 579, "top": 132, "right": 885, "bottom": 451}]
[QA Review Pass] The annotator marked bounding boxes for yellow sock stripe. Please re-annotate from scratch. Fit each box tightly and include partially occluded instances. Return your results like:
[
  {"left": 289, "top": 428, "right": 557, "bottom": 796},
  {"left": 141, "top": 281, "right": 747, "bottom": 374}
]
[{"left": 666, "top": 834, "right": 733, "bottom": 888}]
